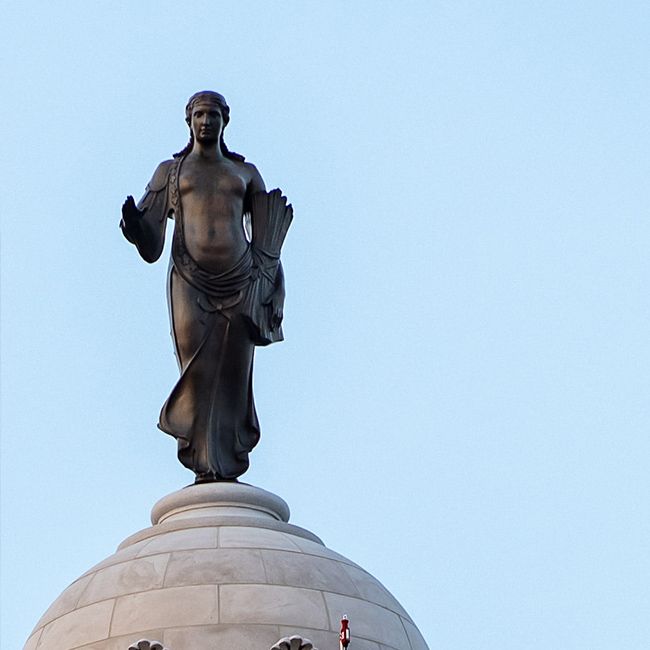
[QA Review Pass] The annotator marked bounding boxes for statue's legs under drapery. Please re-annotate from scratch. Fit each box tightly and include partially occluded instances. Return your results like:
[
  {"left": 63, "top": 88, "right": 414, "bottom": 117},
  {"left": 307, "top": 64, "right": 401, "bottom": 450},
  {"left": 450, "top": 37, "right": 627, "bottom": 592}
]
[{"left": 158, "top": 266, "right": 260, "bottom": 481}]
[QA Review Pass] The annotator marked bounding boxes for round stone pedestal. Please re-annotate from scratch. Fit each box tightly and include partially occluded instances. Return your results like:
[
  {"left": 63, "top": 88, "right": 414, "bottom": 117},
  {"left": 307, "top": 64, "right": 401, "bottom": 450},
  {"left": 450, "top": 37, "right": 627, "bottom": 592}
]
[{"left": 25, "top": 483, "right": 429, "bottom": 650}]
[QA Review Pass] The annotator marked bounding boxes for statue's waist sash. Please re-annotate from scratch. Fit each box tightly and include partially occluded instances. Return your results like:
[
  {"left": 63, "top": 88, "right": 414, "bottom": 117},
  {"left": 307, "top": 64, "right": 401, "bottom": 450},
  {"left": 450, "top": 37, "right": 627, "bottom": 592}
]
[{"left": 172, "top": 233, "right": 253, "bottom": 300}]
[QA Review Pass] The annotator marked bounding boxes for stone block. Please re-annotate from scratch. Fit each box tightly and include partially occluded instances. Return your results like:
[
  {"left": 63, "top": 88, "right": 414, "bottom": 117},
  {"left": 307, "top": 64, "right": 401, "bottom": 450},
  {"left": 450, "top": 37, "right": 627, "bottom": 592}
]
[
  {"left": 23, "top": 629, "right": 42, "bottom": 650},
  {"left": 78, "top": 554, "right": 170, "bottom": 606},
  {"left": 110, "top": 585, "right": 218, "bottom": 636},
  {"left": 84, "top": 539, "right": 157, "bottom": 576},
  {"left": 262, "top": 549, "right": 360, "bottom": 596},
  {"left": 33, "top": 573, "right": 94, "bottom": 629},
  {"left": 220, "top": 584, "right": 328, "bottom": 628},
  {"left": 340, "top": 563, "right": 411, "bottom": 619},
  {"left": 36, "top": 600, "right": 114, "bottom": 649},
  {"left": 286, "top": 535, "right": 362, "bottom": 567},
  {"left": 135, "top": 527, "right": 218, "bottom": 555},
  {"left": 219, "top": 526, "right": 302, "bottom": 551},
  {"left": 163, "top": 548, "right": 266, "bottom": 587},
  {"left": 402, "top": 618, "right": 430, "bottom": 650}
]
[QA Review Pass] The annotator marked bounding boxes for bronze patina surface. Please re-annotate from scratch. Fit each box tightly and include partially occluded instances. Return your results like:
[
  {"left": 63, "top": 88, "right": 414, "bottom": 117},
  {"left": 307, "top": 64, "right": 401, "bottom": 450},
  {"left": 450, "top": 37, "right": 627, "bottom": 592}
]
[{"left": 121, "top": 91, "right": 292, "bottom": 482}]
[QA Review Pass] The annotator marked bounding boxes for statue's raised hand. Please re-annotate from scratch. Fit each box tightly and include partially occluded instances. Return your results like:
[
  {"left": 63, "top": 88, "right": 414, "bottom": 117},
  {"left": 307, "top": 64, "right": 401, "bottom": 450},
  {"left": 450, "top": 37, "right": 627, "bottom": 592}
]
[{"left": 121, "top": 195, "right": 145, "bottom": 232}]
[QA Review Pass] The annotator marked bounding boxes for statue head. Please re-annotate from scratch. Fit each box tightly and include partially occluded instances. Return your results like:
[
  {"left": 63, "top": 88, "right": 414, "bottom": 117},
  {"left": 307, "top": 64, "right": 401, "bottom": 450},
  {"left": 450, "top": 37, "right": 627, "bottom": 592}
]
[
  {"left": 184, "top": 90, "right": 230, "bottom": 127},
  {"left": 175, "top": 90, "right": 244, "bottom": 161}
]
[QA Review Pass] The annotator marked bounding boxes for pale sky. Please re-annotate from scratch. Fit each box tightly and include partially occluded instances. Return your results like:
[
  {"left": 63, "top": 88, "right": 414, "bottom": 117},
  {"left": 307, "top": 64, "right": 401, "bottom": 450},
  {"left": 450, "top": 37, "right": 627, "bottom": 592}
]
[{"left": 2, "top": 2, "right": 650, "bottom": 649}]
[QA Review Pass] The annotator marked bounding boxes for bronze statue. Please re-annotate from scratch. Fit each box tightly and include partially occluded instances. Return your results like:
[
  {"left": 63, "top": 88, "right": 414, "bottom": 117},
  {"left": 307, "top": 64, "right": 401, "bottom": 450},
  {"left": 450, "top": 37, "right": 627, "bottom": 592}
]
[{"left": 121, "top": 91, "right": 292, "bottom": 482}]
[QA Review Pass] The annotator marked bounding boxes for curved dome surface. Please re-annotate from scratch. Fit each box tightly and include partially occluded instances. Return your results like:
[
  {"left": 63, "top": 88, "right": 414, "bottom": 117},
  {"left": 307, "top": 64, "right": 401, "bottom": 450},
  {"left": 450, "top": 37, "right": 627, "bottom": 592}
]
[{"left": 24, "top": 483, "right": 429, "bottom": 650}]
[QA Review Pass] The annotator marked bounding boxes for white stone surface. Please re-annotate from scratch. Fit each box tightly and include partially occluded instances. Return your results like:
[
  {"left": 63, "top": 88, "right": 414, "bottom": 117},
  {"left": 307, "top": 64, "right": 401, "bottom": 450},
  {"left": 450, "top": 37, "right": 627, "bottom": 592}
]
[
  {"left": 26, "top": 483, "right": 429, "bottom": 649},
  {"left": 22, "top": 630, "right": 42, "bottom": 650},
  {"left": 134, "top": 526, "right": 218, "bottom": 555},
  {"left": 152, "top": 482, "right": 290, "bottom": 524},
  {"left": 261, "top": 549, "right": 360, "bottom": 594},
  {"left": 403, "top": 619, "right": 431, "bottom": 650},
  {"left": 163, "top": 547, "right": 266, "bottom": 586},
  {"left": 84, "top": 538, "right": 161, "bottom": 576},
  {"left": 288, "top": 534, "right": 363, "bottom": 567},
  {"left": 78, "top": 554, "right": 169, "bottom": 606},
  {"left": 220, "top": 584, "right": 328, "bottom": 628},
  {"left": 37, "top": 599, "right": 114, "bottom": 650},
  {"left": 340, "top": 563, "right": 412, "bottom": 620},
  {"left": 111, "top": 585, "right": 219, "bottom": 636},
  {"left": 219, "top": 525, "right": 303, "bottom": 551},
  {"left": 33, "top": 573, "right": 94, "bottom": 629}
]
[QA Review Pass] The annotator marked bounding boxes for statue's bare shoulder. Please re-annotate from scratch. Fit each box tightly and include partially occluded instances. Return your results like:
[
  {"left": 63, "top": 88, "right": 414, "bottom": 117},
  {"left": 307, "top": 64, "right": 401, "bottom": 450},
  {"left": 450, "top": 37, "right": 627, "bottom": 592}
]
[{"left": 240, "top": 160, "right": 266, "bottom": 194}]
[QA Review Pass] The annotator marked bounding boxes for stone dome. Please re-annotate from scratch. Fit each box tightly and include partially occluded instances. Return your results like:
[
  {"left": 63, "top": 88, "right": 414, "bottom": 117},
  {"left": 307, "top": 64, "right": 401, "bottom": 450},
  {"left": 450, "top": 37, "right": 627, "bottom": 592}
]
[{"left": 24, "top": 483, "right": 429, "bottom": 650}]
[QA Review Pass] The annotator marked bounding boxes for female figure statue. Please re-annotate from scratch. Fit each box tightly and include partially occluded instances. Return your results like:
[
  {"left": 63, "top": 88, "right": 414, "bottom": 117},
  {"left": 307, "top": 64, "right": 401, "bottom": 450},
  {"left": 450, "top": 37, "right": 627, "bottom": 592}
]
[{"left": 121, "top": 91, "right": 292, "bottom": 482}]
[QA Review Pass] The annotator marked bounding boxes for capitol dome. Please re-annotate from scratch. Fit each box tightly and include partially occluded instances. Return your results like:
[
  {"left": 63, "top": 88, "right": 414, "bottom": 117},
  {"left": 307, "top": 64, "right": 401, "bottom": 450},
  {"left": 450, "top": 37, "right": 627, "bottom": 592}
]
[{"left": 24, "top": 483, "right": 428, "bottom": 650}]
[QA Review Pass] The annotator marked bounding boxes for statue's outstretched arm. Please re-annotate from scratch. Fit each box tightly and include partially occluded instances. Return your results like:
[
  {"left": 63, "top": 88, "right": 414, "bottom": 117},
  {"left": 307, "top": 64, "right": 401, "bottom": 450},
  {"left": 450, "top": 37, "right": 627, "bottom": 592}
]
[{"left": 120, "top": 161, "right": 173, "bottom": 263}]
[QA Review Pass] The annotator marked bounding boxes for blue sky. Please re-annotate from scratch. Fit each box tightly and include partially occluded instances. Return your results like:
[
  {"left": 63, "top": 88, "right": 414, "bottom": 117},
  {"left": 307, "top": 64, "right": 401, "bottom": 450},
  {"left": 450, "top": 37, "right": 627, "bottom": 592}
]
[{"left": 2, "top": 2, "right": 649, "bottom": 648}]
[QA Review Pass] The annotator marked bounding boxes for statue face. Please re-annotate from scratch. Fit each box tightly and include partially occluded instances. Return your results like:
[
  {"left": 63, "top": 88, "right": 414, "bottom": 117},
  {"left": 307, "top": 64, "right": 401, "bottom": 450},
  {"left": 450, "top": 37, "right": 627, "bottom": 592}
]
[{"left": 190, "top": 101, "right": 224, "bottom": 145}]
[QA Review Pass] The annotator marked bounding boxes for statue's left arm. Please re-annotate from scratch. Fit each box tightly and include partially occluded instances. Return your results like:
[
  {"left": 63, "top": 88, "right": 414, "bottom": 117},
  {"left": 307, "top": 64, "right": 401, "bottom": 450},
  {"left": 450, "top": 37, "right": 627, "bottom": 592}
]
[{"left": 244, "top": 163, "right": 286, "bottom": 330}]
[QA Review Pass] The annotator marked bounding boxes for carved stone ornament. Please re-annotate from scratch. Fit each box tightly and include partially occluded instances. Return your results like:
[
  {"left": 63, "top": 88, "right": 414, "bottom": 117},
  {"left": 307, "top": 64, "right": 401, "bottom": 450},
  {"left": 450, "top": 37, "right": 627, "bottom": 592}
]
[
  {"left": 128, "top": 640, "right": 167, "bottom": 650},
  {"left": 271, "top": 635, "right": 318, "bottom": 650}
]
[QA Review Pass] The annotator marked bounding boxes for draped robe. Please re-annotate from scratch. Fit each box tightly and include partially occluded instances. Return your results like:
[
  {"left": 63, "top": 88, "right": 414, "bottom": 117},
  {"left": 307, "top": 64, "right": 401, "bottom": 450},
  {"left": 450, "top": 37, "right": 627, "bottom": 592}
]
[{"left": 121, "top": 157, "right": 291, "bottom": 481}]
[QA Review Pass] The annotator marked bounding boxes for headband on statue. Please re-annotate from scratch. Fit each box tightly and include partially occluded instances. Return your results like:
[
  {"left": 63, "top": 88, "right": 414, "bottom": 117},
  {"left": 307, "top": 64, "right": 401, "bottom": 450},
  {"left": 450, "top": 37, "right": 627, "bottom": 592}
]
[{"left": 185, "top": 91, "right": 230, "bottom": 125}]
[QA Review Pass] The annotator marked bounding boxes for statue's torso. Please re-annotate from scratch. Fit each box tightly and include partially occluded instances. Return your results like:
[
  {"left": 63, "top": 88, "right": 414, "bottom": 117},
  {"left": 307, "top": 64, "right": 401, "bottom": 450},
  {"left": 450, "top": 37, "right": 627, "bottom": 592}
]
[{"left": 178, "top": 156, "right": 250, "bottom": 273}]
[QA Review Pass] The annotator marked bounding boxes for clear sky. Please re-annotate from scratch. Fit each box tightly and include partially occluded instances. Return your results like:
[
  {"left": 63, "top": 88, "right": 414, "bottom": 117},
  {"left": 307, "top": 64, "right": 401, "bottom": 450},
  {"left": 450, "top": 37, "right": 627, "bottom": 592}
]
[{"left": 2, "top": 1, "right": 649, "bottom": 649}]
